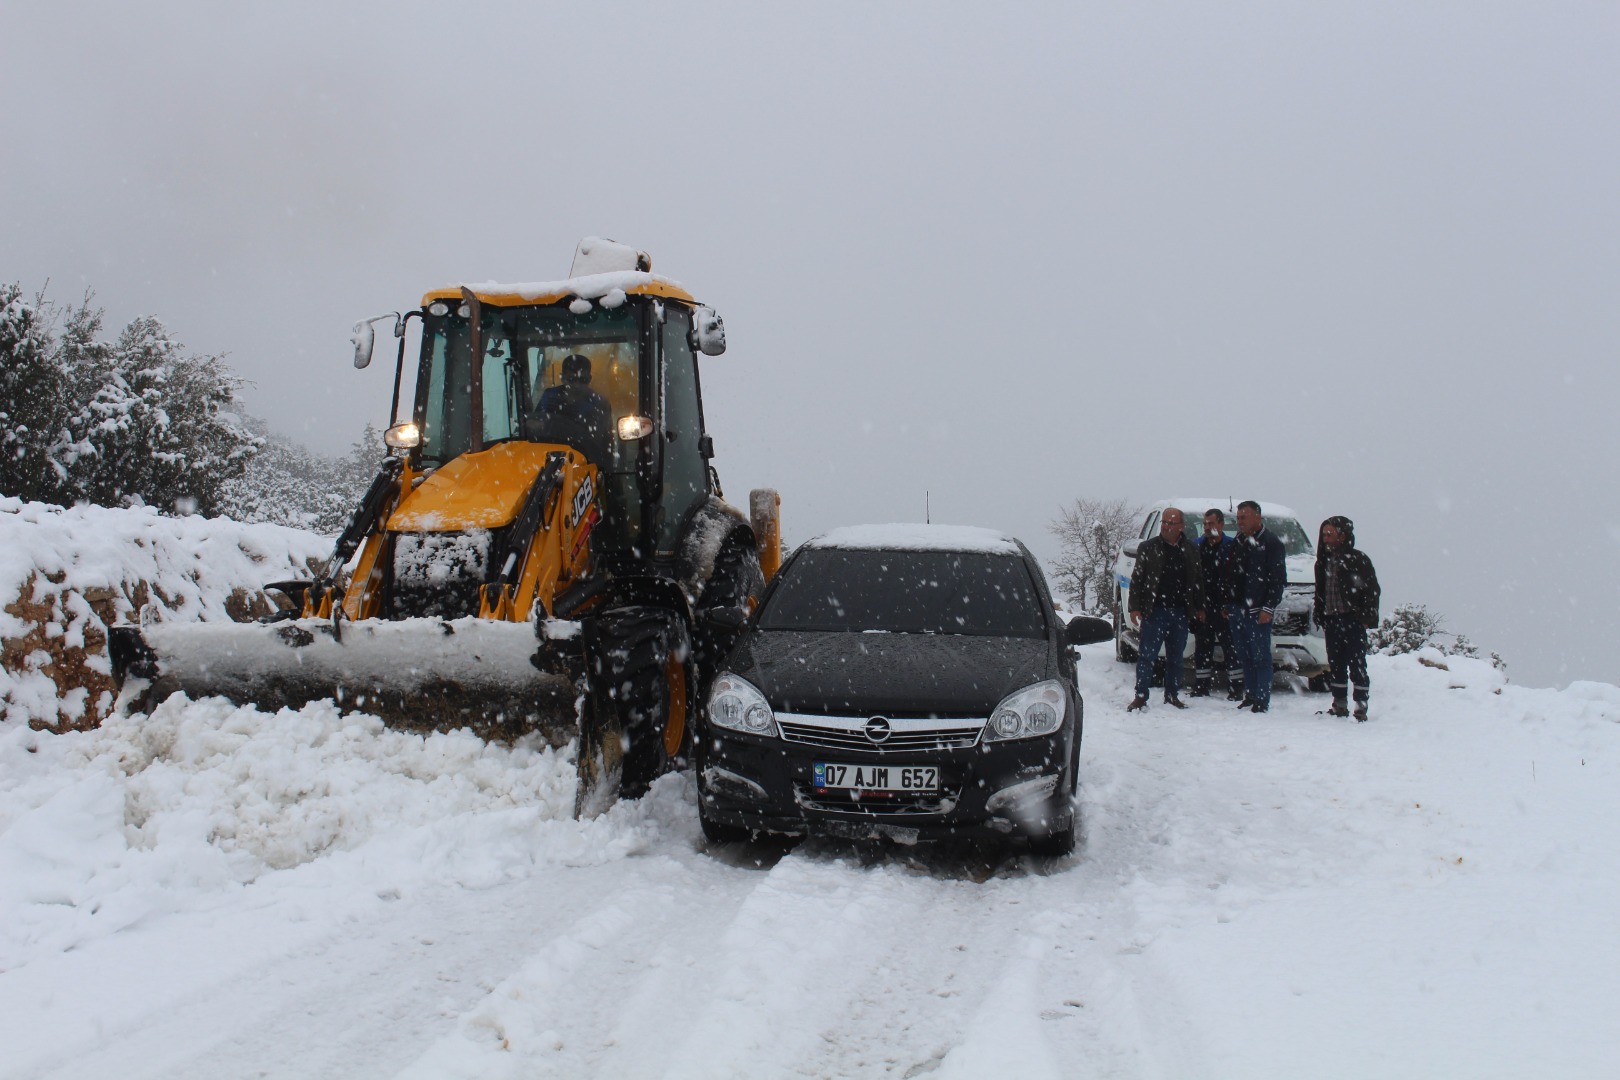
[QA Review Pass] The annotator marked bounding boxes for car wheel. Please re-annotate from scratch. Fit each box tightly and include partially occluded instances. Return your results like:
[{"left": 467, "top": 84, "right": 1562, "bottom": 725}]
[
  {"left": 1307, "top": 672, "right": 1331, "bottom": 693},
  {"left": 1028, "top": 813, "right": 1076, "bottom": 857},
  {"left": 1113, "top": 605, "right": 1137, "bottom": 663},
  {"left": 699, "top": 804, "right": 752, "bottom": 844}
]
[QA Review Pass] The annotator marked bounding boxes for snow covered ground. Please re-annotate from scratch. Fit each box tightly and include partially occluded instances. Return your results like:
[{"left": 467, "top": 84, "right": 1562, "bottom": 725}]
[{"left": 3, "top": 636, "right": 1616, "bottom": 1079}]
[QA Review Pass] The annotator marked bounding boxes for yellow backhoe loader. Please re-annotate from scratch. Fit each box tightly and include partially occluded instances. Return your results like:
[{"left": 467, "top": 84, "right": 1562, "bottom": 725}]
[{"left": 110, "top": 238, "right": 780, "bottom": 814}]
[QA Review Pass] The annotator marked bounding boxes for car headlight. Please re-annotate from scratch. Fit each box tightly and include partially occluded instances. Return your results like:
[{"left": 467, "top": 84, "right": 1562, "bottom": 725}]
[
  {"left": 985, "top": 680, "right": 1067, "bottom": 741},
  {"left": 706, "top": 673, "right": 778, "bottom": 737}
]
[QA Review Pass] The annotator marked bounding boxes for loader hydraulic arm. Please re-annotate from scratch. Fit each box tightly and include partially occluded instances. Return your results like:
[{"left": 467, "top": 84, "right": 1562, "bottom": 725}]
[
  {"left": 477, "top": 450, "right": 599, "bottom": 622},
  {"left": 305, "top": 456, "right": 404, "bottom": 617}
]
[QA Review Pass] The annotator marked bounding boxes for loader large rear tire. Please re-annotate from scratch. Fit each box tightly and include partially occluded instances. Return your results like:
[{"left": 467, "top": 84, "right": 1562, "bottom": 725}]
[{"left": 586, "top": 606, "right": 695, "bottom": 799}]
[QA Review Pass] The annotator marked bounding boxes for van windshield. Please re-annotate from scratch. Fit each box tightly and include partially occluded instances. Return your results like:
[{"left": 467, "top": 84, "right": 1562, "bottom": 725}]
[
  {"left": 1179, "top": 512, "right": 1314, "bottom": 556},
  {"left": 760, "top": 549, "right": 1048, "bottom": 638}
]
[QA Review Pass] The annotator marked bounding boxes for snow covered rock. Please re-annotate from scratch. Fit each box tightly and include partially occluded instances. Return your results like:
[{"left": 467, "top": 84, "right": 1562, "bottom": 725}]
[{"left": 0, "top": 497, "right": 328, "bottom": 731}]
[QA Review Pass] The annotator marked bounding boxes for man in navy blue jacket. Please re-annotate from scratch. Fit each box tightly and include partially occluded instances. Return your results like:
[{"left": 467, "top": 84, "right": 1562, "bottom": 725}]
[
  {"left": 1232, "top": 500, "right": 1287, "bottom": 712},
  {"left": 1192, "top": 508, "right": 1244, "bottom": 698}
]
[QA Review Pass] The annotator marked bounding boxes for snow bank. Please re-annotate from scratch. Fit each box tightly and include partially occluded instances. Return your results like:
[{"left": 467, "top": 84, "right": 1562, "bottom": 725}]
[
  {"left": 0, "top": 497, "right": 328, "bottom": 730},
  {"left": 0, "top": 695, "right": 585, "bottom": 971}
]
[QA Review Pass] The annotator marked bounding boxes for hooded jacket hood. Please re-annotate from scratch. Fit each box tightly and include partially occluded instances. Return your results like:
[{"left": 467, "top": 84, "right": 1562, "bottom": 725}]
[{"left": 1320, "top": 515, "right": 1357, "bottom": 549}]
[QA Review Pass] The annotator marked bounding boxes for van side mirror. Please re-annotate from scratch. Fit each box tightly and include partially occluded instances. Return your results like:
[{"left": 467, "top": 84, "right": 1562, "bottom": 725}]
[
  {"left": 1064, "top": 615, "right": 1113, "bottom": 647},
  {"left": 1122, "top": 540, "right": 1140, "bottom": 558}
]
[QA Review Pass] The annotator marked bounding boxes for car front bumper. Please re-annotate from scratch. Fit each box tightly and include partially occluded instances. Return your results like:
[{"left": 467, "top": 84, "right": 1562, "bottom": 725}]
[{"left": 694, "top": 724, "right": 1075, "bottom": 843}]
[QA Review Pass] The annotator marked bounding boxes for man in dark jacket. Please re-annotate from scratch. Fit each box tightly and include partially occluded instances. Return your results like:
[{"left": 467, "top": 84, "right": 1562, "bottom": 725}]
[
  {"left": 1192, "top": 507, "right": 1244, "bottom": 699},
  {"left": 1127, "top": 507, "right": 1205, "bottom": 711},
  {"left": 1232, "top": 500, "right": 1287, "bottom": 713},
  {"left": 1313, "top": 515, "right": 1381, "bottom": 721},
  {"left": 528, "top": 353, "right": 612, "bottom": 465}
]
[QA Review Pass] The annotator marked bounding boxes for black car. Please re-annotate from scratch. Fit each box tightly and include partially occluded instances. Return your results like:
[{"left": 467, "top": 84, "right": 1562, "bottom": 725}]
[{"left": 694, "top": 525, "right": 1112, "bottom": 854}]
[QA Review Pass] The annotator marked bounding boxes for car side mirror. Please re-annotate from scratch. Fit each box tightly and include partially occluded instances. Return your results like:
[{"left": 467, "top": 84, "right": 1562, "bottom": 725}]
[
  {"left": 1121, "top": 540, "right": 1140, "bottom": 558},
  {"left": 1064, "top": 615, "right": 1113, "bottom": 647},
  {"left": 702, "top": 605, "right": 749, "bottom": 629}
]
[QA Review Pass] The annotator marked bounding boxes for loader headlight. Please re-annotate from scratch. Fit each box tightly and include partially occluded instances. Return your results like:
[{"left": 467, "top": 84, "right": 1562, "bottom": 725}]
[
  {"left": 984, "top": 680, "right": 1067, "bottom": 742},
  {"left": 617, "top": 415, "right": 654, "bottom": 441},
  {"left": 385, "top": 422, "right": 422, "bottom": 449},
  {"left": 707, "top": 673, "right": 777, "bottom": 738}
]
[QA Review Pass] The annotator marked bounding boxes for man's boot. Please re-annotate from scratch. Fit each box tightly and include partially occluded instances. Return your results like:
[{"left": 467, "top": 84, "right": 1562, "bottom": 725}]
[
  {"left": 1353, "top": 697, "right": 1369, "bottom": 723},
  {"left": 1127, "top": 695, "right": 1148, "bottom": 712},
  {"left": 1327, "top": 698, "right": 1349, "bottom": 718},
  {"left": 1189, "top": 676, "right": 1212, "bottom": 698},
  {"left": 1226, "top": 681, "right": 1246, "bottom": 702}
]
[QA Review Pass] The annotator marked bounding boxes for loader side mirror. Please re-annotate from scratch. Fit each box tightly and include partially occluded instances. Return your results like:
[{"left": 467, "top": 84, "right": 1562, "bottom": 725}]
[
  {"left": 351, "top": 312, "right": 405, "bottom": 369},
  {"left": 691, "top": 306, "right": 726, "bottom": 356},
  {"left": 352, "top": 321, "right": 376, "bottom": 369},
  {"left": 702, "top": 605, "right": 749, "bottom": 630}
]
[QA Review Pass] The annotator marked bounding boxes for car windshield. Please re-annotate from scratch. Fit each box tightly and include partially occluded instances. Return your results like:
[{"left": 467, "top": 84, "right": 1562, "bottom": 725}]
[
  {"left": 759, "top": 549, "right": 1048, "bottom": 637},
  {"left": 1178, "top": 511, "right": 1314, "bottom": 556}
]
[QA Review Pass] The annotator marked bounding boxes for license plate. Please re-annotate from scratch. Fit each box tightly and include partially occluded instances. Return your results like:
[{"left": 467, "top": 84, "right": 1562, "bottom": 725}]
[{"left": 814, "top": 763, "right": 939, "bottom": 792}]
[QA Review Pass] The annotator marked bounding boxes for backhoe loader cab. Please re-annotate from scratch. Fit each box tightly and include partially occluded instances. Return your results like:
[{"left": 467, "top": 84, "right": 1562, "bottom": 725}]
[
  {"left": 402, "top": 284, "right": 713, "bottom": 562},
  {"left": 113, "top": 239, "right": 775, "bottom": 815}
]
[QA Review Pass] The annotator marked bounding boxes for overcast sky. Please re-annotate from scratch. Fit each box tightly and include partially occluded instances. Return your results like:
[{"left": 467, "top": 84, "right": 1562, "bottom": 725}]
[{"left": 4, "top": 1, "right": 1616, "bottom": 688}]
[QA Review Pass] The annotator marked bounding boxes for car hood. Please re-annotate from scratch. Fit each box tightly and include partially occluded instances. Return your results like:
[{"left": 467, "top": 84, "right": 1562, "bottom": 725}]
[{"left": 729, "top": 630, "right": 1053, "bottom": 717}]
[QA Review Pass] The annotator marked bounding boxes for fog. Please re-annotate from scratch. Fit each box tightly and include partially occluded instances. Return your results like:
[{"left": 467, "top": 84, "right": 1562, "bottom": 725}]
[{"left": 4, "top": 2, "right": 1615, "bottom": 688}]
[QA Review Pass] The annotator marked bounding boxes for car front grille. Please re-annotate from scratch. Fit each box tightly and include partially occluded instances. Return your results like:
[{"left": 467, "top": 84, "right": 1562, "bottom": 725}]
[
  {"left": 775, "top": 713, "right": 985, "bottom": 753},
  {"left": 1270, "top": 611, "right": 1311, "bottom": 636}
]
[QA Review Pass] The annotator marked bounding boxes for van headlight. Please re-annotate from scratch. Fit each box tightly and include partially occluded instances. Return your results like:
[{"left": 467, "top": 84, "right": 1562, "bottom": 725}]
[
  {"left": 985, "top": 680, "right": 1067, "bottom": 741},
  {"left": 706, "top": 673, "right": 778, "bottom": 737}
]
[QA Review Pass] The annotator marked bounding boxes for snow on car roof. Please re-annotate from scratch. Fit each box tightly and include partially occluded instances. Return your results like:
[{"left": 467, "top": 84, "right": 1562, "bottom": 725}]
[
  {"left": 807, "top": 524, "right": 1022, "bottom": 555},
  {"left": 1151, "top": 497, "right": 1301, "bottom": 520}
]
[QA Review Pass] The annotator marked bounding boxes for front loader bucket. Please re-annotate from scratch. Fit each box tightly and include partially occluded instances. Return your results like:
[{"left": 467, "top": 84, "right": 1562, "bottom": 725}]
[{"left": 111, "top": 617, "right": 580, "bottom": 744}]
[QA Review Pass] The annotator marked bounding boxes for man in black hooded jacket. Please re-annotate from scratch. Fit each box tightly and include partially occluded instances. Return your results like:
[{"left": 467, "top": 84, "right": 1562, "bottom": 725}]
[{"left": 1313, "top": 515, "right": 1381, "bottom": 721}]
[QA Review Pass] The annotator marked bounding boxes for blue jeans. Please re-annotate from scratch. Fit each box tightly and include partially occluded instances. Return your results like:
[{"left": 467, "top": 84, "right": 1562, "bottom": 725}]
[
  {"left": 1135, "top": 607, "right": 1190, "bottom": 698},
  {"left": 1231, "top": 610, "right": 1274, "bottom": 707}
]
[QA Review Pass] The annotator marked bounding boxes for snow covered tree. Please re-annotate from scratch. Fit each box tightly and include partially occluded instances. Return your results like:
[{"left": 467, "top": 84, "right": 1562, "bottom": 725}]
[
  {"left": 65, "top": 315, "right": 260, "bottom": 515},
  {"left": 1371, "top": 603, "right": 1506, "bottom": 671},
  {"left": 1048, "top": 497, "right": 1142, "bottom": 615},
  {"left": 0, "top": 284, "right": 74, "bottom": 502},
  {"left": 1, "top": 283, "right": 260, "bottom": 513},
  {"left": 217, "top": 421, "right": 384, "bottom": 534}
]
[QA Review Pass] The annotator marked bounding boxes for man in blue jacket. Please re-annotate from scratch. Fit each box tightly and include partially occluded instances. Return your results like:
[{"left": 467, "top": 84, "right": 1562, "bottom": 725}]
[
  {"left": 1232, "top": 500, "right": 1287, "bottom": 713},
  {"left": 1192, "top": 508, "right": 1244, "bottom": 699}
]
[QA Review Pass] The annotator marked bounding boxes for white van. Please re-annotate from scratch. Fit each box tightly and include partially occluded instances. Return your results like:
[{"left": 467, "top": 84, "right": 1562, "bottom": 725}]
[{"left": 1110, "top": 498, "right": 1328, "bottom": 681}]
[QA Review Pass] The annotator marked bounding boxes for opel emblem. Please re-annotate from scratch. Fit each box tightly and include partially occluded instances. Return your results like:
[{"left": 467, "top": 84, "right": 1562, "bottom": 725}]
[{"left": 864, "top": 716, "right": 892, "bottom": 744}]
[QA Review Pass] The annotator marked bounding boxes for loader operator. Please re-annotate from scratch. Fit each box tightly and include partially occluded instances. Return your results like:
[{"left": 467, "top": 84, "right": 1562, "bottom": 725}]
[{"left": 528, "top": 353, "right": 612, "bottom": 466}]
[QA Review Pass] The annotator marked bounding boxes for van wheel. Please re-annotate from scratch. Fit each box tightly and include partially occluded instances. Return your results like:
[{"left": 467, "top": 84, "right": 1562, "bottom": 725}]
[{"left": 1113, "top": 606, "right": 1137, "bottom": 663}]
